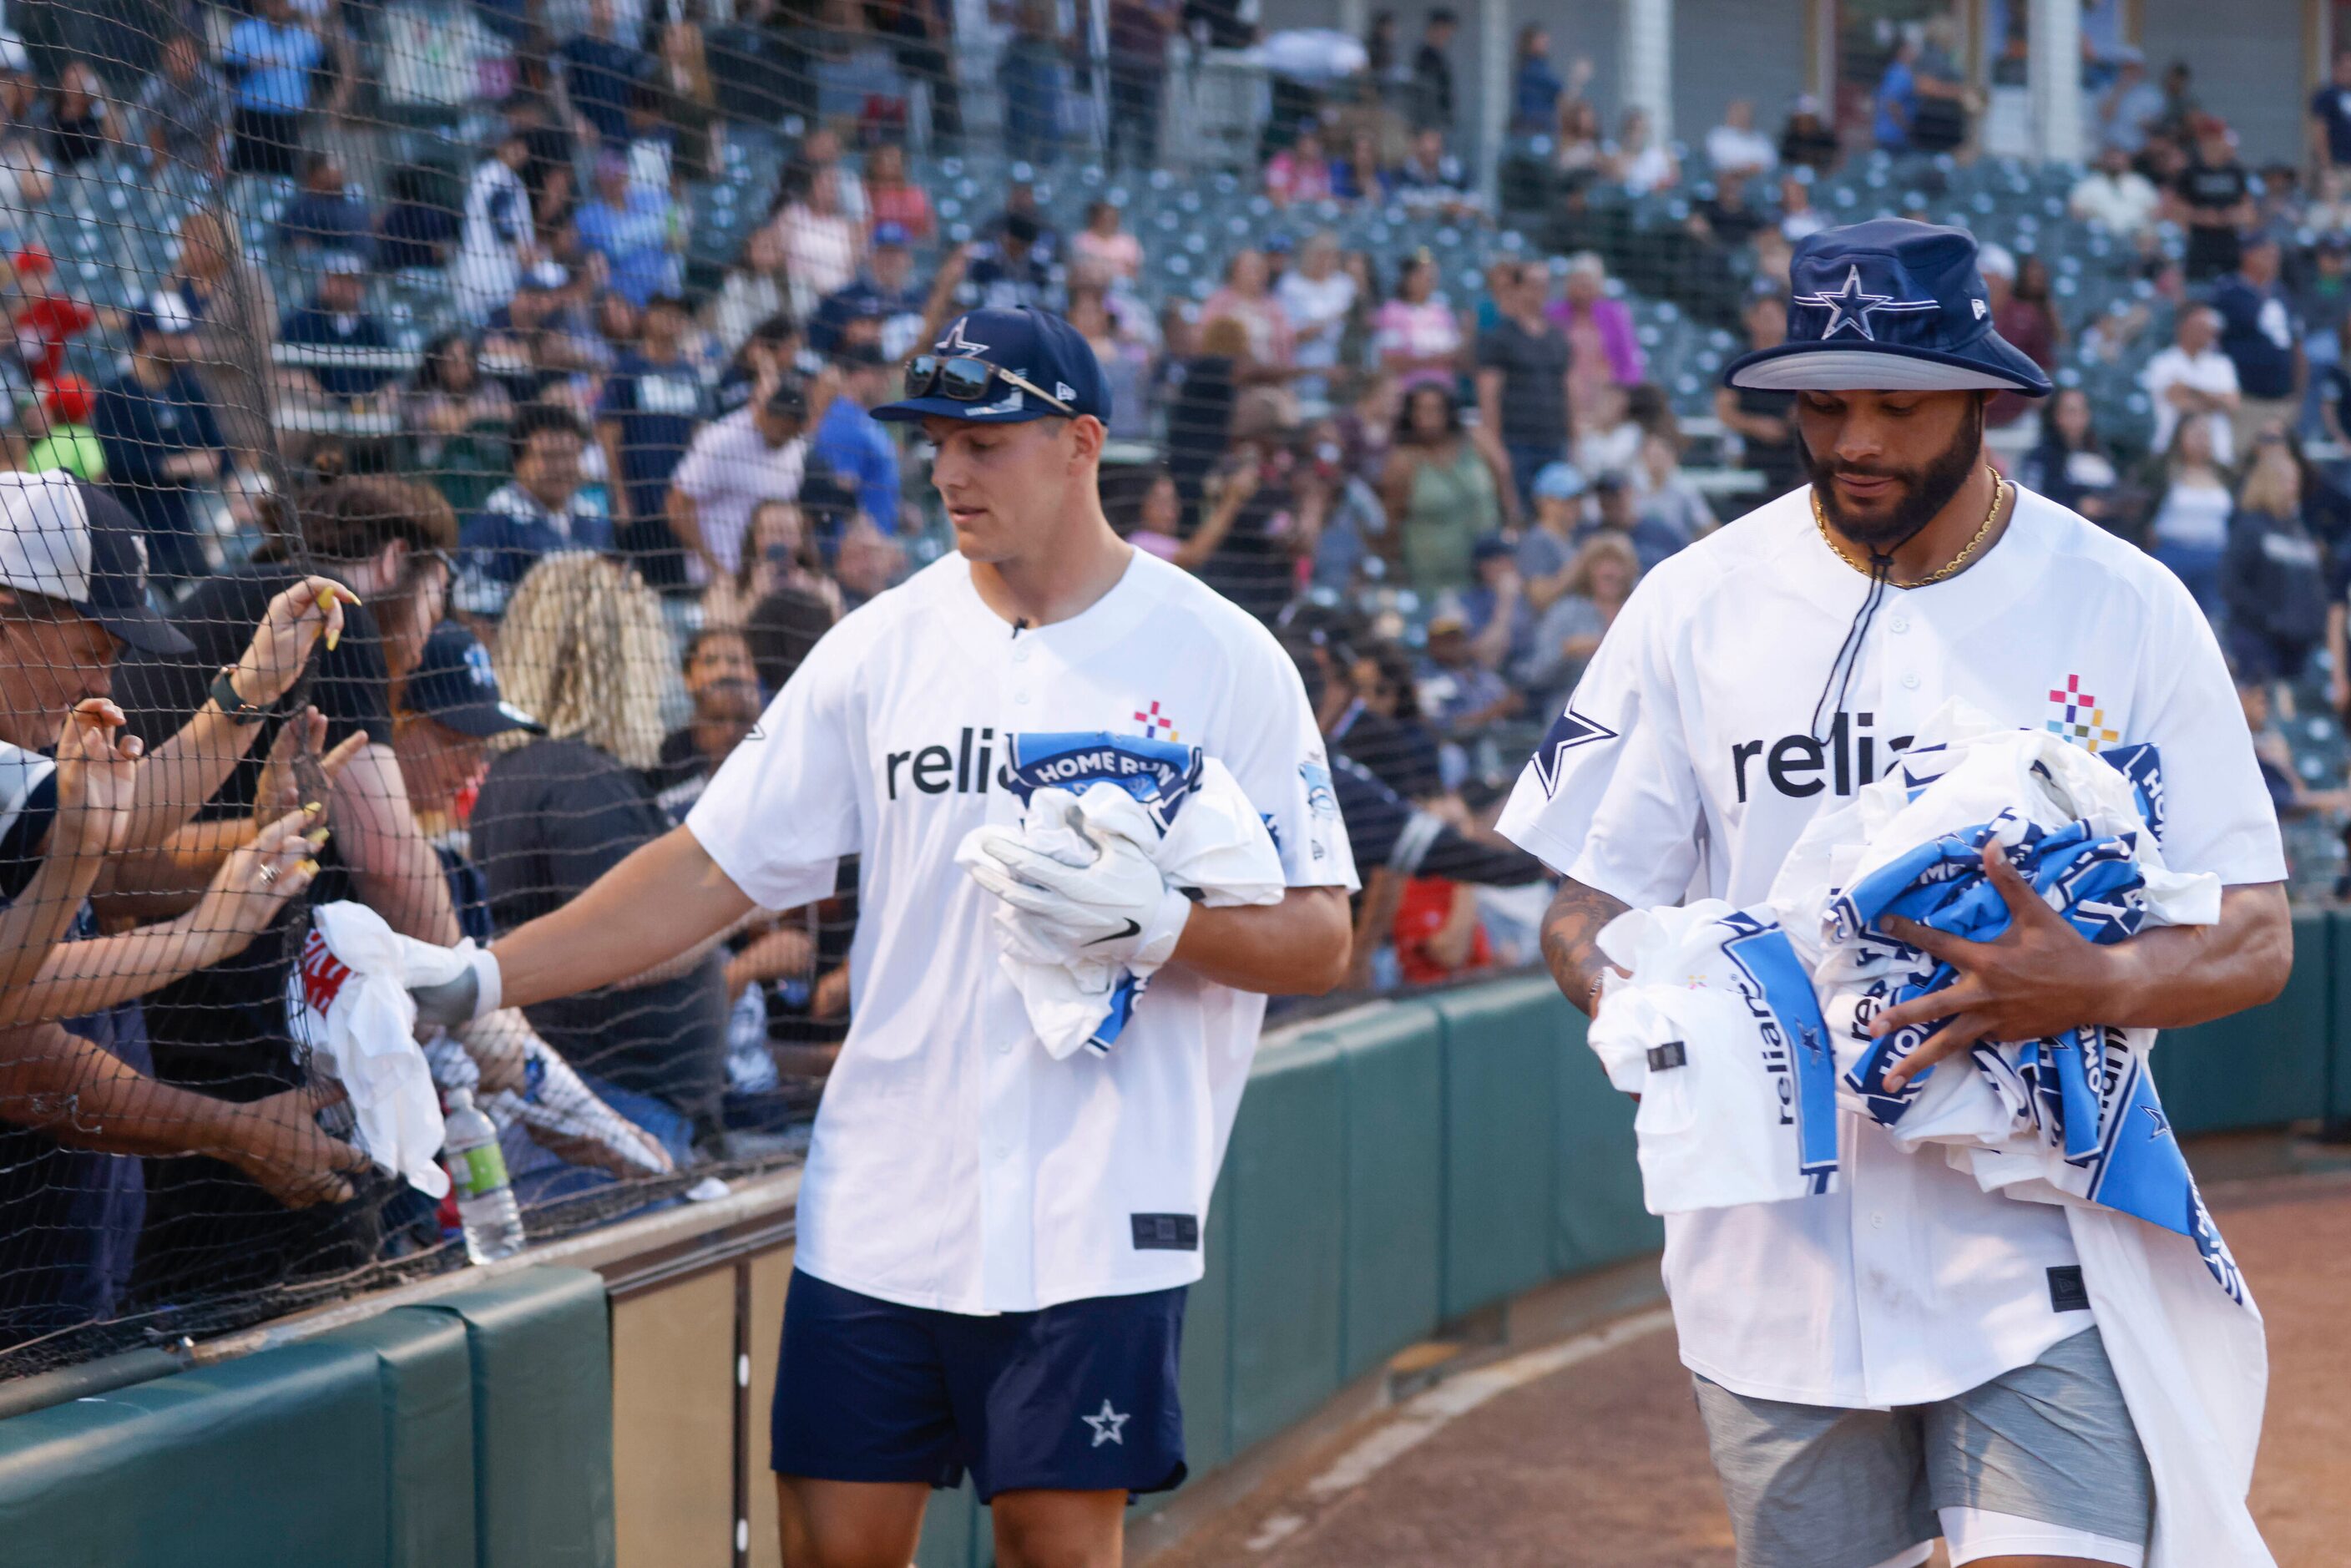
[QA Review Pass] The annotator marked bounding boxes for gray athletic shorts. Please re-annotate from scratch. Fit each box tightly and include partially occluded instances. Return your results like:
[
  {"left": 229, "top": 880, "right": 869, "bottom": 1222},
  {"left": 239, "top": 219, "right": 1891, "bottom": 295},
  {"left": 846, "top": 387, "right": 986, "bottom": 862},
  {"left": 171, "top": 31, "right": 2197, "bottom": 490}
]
[{"left": 1691, "top": 1327, "right": 2153, "bottom": 1568}]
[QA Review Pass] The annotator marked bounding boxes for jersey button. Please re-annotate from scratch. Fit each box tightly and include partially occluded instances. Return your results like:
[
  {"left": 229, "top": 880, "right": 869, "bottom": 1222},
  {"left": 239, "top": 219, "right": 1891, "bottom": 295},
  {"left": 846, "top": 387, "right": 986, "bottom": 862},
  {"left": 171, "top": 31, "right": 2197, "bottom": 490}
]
[
  {"left": 1888, "top": 615, "right": 1910, "bottom": 634},
  {"left": 1014, "top": 690, "right": 1031, "bottom": 706},
  {"left": 1870, "top": 1211, "right": 1886, "bottom": 1230},
  {"left": 1012, "top": 645, "right": 1031, "bottom": 664},
  {"left": 1900, "top": 672, "right": 1921, "bottom": 690}
]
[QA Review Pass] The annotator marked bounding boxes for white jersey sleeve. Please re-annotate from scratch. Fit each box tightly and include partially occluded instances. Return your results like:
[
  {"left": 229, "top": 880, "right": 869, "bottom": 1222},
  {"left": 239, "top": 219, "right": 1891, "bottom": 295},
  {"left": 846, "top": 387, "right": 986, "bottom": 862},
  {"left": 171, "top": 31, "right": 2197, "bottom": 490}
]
[
  {"left": 2129, "top": 569, "right": 2288, "bottom": 886},
  {"left": 685, "top": 620, "right": 867, "bottom": 910},
  {"left": 1496, "top": 569, "right": 1704, "bottom": 908},
  {"left": 1222, "top": 628, "right": 1360, "bottom": 891}
]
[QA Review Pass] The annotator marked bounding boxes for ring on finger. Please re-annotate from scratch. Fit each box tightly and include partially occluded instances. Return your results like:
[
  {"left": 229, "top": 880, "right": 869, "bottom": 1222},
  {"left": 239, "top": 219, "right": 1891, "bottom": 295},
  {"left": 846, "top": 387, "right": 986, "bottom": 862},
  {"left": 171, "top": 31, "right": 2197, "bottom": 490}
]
[{"left": 256, "top": 862, "right": 279, "bottom": 887}]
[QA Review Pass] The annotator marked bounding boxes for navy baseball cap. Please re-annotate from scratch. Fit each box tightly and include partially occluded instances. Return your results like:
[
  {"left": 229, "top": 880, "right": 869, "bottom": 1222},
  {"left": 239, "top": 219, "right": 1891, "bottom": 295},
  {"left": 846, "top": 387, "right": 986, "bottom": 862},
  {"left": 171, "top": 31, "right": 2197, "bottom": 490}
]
[
  {"left": 1723, "top": 219, "right": 2053, "bottom": 397},
  {"left": 0, "top": 471, "right": 190, "bottom": 653},
  {"left": 126, "top": 289, "right": 197, "bottom": 348},
  {"left": 872, "top": 307, "right": 1112, "bottom": 427},
  {"left": 398, "top": 620, "right": 544, "bottom": 737}
]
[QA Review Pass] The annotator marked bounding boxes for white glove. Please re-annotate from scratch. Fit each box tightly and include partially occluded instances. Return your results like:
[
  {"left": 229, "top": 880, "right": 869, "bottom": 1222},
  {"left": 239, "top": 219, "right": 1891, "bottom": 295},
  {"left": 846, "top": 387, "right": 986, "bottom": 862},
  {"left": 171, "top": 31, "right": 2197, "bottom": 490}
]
[
  {"left": 963, "top": 807, "right": 1192, "bottom": 969},
  {"left": 409, "top": 943, "right": 503, "bottom": 1029}
]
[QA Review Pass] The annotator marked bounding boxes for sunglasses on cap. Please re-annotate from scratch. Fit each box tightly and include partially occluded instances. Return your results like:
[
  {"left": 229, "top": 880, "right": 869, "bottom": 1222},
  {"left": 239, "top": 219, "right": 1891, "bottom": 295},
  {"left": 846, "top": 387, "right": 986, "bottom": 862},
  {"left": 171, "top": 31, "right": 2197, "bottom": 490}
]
[{"left": 902, "top": 354, "right": 1074, "bottom": 414}]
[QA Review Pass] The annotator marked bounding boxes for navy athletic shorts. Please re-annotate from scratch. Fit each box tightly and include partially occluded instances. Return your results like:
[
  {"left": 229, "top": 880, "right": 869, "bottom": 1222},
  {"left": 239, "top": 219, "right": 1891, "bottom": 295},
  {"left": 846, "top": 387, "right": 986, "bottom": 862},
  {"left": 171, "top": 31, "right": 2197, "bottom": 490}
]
[{"left": 769, "top": 1267, "right": 1188, "bottom": 1502}]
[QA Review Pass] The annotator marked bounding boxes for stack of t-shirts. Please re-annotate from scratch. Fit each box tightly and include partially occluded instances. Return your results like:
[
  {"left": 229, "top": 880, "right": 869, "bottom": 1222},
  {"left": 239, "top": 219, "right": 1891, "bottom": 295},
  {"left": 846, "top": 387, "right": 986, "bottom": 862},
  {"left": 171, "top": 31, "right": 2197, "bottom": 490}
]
[
  {"left": 1772, "top": 699, "right": 2267, "bottom": 1568},
  {"left": 1586, "top": 899, "right": 1842, "bottom": 1213},
  {"left": 1778, "top": 701, "right": 2234, "bottom": 1298}
]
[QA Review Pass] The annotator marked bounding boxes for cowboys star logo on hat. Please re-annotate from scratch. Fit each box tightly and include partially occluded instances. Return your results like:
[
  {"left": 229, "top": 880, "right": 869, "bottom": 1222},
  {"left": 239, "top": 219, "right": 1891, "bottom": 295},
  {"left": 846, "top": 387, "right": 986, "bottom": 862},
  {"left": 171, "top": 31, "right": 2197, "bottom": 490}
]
[
  {"left": 1723, "top": 219, "right": 2054, "bottom": 397},
  {"left": 1794, "top": 266, "right": 1940, "bottom": 341}
]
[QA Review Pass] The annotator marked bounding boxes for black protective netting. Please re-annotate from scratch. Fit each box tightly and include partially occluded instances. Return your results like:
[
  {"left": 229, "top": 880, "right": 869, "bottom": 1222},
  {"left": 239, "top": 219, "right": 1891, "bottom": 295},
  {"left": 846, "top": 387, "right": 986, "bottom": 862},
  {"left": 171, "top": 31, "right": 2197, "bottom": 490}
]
[{"left": 0, "top": 3, "right": 2346, "bottom": 1376}]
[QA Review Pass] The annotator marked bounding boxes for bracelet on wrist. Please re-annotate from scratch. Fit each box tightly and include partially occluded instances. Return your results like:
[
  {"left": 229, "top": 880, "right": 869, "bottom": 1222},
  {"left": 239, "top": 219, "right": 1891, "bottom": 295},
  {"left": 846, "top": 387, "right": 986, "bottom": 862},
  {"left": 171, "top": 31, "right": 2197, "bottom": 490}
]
[{"left": 209, "top": 666, "right": 270, "bottom": 726}]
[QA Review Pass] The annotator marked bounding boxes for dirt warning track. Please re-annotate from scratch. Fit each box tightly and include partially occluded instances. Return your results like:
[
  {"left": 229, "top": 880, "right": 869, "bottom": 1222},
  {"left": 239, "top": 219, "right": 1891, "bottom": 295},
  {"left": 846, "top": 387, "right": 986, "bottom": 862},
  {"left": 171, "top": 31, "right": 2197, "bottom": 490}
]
[{"left": 1145, "top": 1166, "right": 2351, "bottom": 1568}]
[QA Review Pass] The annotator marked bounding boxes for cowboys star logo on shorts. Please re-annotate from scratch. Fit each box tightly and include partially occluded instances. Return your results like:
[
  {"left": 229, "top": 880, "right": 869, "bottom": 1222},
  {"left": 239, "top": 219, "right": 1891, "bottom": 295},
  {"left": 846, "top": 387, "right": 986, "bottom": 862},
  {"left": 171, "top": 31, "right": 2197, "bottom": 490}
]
[
  {"left": 1530, "top": 708, "right": 1619, "bottom": 798},
  {"left": 1794, "top": 266, "right": 1941, "bottom": 341},
  {"left": 1081, "top": 1399, "right": 1129, "bottom": 1447}
]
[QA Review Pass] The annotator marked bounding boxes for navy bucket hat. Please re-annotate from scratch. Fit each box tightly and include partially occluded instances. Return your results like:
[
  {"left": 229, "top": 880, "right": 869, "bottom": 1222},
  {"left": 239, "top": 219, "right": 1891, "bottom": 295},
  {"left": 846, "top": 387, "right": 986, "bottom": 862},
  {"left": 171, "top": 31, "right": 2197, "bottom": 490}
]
[
  {"left": 1723, "top": 219, "right": 2053, "bottom": 397},
  {"left": 872, "top": 307, "right": 1112, "bottom": 426}
]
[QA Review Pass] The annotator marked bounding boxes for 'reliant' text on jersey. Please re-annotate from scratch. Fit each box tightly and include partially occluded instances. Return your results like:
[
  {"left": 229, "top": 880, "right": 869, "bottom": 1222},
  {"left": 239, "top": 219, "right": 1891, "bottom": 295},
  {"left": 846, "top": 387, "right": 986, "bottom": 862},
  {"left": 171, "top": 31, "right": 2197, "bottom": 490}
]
[
  {"left": 1497, "top": 482, "right": 2284, "bottom": 1409},
  {"left": 687, "top": 549, "right": 1358, "bottom": 1315}
]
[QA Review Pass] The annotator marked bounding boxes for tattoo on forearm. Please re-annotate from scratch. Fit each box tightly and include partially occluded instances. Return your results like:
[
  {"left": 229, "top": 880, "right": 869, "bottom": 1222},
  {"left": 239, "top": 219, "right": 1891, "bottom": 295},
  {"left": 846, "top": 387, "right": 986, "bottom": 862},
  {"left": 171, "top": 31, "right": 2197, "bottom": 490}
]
[{"left": 1540, "top": 878, "right": 1632, "bottom": 1018}]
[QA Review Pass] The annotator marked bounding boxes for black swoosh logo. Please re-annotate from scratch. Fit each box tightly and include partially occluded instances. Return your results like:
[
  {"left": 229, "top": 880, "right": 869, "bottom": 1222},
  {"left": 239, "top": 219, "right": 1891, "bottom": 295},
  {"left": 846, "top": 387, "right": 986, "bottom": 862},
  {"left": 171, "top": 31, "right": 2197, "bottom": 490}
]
[{"left": 1084, "top": 918, "right": 1142, "bottom": 946}]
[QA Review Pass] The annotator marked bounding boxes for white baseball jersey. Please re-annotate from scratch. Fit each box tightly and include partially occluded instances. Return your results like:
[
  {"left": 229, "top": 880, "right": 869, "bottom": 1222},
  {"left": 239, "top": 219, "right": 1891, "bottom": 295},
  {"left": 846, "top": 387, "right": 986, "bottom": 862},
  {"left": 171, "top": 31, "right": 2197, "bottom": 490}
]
[
  {"left": 1497, "top": 483, "right": 2283, "bottom": 1409},
  {"left": 687, "top": 548, "right": 1358, "bottom": 1314}
]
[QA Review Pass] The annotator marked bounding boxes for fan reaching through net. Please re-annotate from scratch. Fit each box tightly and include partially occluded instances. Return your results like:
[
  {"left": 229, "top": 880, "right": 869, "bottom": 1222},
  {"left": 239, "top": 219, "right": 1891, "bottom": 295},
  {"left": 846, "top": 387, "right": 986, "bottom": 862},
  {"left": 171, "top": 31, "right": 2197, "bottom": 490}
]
[{"left": 0, "top": 0, "right": 2306, "bottom": 1386}]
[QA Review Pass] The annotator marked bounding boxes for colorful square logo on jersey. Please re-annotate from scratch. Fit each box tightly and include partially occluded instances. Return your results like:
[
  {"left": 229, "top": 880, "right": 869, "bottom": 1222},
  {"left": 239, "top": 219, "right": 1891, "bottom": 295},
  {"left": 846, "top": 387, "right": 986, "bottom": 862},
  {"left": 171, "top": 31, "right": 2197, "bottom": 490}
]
[
  {"left": 1131, "top": 700, "right": 1180, "bottom": 741},
  {"left": 2045, "top": 674, "right": 2120, "bottom": 753}
]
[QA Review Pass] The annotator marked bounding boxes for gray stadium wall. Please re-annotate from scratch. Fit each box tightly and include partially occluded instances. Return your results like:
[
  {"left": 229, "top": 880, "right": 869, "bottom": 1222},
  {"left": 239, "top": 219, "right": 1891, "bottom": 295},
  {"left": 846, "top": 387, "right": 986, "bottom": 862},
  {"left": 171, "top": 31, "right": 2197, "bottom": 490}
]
[{"left": 0, "top": 908, "right": 2334, "bottom": 1568}]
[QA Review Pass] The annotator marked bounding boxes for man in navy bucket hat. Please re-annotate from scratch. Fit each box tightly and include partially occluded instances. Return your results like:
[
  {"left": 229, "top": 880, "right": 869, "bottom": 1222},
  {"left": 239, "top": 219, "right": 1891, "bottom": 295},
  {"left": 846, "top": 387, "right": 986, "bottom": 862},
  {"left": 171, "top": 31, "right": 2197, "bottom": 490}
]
[
  {"left": 402, "top": 302, "right": 1357, "bottom": 1565},
  {"left": 1498, "top": 219, "right": 2289, "bottom": 1568}
]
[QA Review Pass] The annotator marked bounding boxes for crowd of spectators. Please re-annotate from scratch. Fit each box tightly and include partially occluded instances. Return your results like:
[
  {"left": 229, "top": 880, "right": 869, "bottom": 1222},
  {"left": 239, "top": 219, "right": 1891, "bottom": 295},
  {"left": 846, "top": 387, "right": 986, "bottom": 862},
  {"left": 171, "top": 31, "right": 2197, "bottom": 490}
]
[{"left": 16, "top": 1, "right": 2351, "bottom": 1353}]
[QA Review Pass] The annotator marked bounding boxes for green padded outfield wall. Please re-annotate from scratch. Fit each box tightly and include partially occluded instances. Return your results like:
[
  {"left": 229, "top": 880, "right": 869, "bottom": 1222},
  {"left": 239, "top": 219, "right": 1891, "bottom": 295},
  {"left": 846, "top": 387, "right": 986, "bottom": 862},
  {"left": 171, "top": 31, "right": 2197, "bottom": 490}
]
[
  {"left": 0, "top": 1267, "right": 611, "bottom": 1568},
  {"left": 2, "top": 922, "right": 2338, "bottom": 1568}
]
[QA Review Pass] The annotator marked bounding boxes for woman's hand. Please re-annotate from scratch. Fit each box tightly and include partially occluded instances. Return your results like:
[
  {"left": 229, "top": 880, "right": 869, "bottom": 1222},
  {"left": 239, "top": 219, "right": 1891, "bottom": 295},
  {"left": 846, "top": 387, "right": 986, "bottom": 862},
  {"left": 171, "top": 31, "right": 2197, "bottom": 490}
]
[
  {"left": 53, "top": 699, "right": 140, "bottom": 859},
  {"left": 454, "top": 1007, "right": 533, "bottom": 1096},
  {"left": 189, "top": 809, "right": 323, "bottom": 963},
  {"left": 811, "top": 965, "right": 851, "bottom": 1020},
  {"left": 230, "top": 576, "right": 363, "bottom": 710},
  {"left": 250, "top": 707, "right": 368, "bottom": 820}
]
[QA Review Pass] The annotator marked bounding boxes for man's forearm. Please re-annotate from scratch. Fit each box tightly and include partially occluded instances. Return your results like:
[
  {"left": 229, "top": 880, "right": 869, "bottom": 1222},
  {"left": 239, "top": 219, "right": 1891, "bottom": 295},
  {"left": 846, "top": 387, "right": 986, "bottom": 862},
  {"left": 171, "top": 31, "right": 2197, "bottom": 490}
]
[
  {"left": 493, "top": 825, "right": 756, "bottom": 1010},
  {"left": 0, "top": 841, "right": 105, "bottom": 994},
  {"left": 1170, "top": 886, "right": 1351, "bottom": 996},
  {"left": 0, "top": 1021, "right": 250, "bottom": 1159},
  {"left": 1539, "top": 876, "right": 1631, "bottom": 1017},
  {"left": 2095, "top": 882, "right": 2293, "bottom": 1029}
]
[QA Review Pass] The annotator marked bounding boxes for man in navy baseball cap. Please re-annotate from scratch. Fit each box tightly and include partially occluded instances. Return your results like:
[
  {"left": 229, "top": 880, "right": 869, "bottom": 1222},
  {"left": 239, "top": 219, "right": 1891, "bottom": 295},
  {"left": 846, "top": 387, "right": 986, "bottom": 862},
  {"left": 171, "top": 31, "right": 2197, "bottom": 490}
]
[
  {"left": 0, "top": 468, "right": 192, "bottom": 655},
  {"left": 397, "top": 618, "right": 543, "bottom": 737},
  {"left": 871, "top": 306, "right": 1120, "bottom": 574},
  {"left": 872, "top": 306, "right": 1110, "bottom": 427}
]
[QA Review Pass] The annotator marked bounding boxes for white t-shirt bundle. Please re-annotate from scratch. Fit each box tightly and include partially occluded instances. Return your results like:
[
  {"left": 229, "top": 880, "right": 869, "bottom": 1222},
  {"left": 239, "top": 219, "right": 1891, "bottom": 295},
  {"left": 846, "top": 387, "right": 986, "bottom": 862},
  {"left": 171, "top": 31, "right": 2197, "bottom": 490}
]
[
  {"left": 290, "top": 902, "right": 671, "bottom": 1196},
  {"left": 953, "top": 734, "right": 1286, "bottom": 1060},
  {"left": 1587, "top": 900, "right": 1841, "bottom": 1214},
  {"left": 286, "top": 902, "right": 467, "bottom": 1197}
]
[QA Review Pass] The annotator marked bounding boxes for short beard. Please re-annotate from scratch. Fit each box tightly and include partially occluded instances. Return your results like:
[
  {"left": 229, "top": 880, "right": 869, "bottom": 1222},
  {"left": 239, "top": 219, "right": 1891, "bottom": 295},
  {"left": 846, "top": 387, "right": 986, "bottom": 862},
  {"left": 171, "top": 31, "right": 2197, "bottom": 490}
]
[{"left": 1804, "top": 398, "right": 1984, "bottom": 554}]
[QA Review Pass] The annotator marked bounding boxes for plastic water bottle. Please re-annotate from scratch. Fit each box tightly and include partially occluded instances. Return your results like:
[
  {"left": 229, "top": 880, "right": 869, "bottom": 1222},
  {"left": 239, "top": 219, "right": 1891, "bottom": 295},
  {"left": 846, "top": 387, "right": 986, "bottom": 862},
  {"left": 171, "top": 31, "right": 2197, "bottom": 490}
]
[{"left": 441, "top": 1087, "right": 525, "bottom": 1264}]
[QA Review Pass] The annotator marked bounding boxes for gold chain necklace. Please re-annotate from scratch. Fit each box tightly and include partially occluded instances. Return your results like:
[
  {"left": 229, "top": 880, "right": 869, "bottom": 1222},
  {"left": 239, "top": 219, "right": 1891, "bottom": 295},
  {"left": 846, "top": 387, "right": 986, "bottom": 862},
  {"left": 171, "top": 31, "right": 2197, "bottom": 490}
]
[{"left": 1813, "top": 466, "right": 2009, "bottom": 589}]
